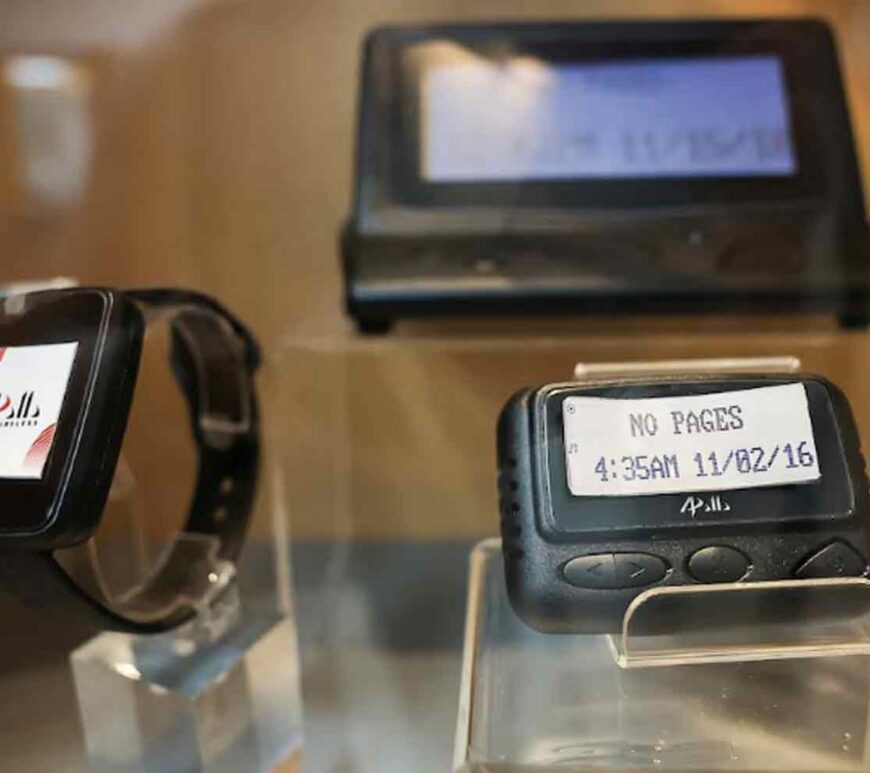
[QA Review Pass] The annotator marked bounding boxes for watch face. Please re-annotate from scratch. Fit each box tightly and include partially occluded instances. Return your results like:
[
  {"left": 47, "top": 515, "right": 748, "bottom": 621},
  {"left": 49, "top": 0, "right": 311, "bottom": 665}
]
[
  {"left": 0, "top": 343, "right": 78, "bottom": 479},
  {"left": 0, "top": 290, "right": 143, "bottom": 544}
]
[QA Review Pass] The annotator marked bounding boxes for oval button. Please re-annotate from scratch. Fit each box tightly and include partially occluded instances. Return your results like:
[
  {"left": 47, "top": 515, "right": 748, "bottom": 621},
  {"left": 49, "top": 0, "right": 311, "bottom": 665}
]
[
  {"left": 687, "top": 546, "right": 750, "bottom": 583},
  {"left": 564, "top": 553, "right": 667, "bottom": 590}
]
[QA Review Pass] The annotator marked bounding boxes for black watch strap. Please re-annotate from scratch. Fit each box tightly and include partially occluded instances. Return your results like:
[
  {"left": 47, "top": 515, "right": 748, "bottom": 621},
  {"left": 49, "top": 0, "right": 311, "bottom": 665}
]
[{"left": 0, "top": 289, "right": 259, "bottom": 633}]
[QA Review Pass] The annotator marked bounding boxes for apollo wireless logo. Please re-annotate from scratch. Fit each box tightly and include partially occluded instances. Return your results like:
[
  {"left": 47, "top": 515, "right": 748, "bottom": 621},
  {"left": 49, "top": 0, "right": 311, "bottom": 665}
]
[
  {"left": 0, "top": 388, "right": 55, "bottom": 475},
  {"left": 0, "top": 391, "right": 41, "bottom": 428},
  {"left": 680, "top": 494, "right": 731, "bottom": 517}
]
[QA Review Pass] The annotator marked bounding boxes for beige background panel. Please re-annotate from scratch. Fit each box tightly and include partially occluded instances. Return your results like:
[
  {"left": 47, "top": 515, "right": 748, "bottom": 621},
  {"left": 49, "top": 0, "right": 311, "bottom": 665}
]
[{"left": 276, "top": 327, "right": 870, "bottom": 539}]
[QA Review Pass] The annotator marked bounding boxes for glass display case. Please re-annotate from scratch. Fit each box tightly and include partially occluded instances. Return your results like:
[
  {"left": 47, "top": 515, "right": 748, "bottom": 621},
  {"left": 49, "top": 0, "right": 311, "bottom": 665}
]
[{"left": 0, "top": 2, "right": 869, "bottom": 772}]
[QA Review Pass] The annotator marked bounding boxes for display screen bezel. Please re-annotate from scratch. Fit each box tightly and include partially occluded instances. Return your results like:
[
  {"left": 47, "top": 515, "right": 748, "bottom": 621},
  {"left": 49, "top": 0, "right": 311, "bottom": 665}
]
[
  {"left": 374, "top": 23, "right": 832, "bottom": 211},
  {"left": 537, "top": 379, "right": 856, "bottom": 538}
]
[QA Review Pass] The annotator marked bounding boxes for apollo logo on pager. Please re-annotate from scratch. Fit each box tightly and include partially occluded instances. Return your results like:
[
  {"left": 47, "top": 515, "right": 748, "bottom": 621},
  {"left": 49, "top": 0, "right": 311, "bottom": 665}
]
[{"left": 680, "top": 495, "right": 732, "bottom": 517}]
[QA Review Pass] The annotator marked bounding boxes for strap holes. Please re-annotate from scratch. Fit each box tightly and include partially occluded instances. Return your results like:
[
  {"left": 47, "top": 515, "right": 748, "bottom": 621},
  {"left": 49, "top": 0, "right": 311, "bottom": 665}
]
[
  {"left": 214, "top": 506, "right": 228, "bottom": 524},
  {"left": 220, "top": 477, "right": 235, "bottom": 495}
]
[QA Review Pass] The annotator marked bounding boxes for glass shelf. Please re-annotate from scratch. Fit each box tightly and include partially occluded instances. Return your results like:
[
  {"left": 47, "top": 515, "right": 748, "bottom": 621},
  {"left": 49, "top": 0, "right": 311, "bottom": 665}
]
[{"left": 455, "top": 539, "right": 870, "bottom": 772}]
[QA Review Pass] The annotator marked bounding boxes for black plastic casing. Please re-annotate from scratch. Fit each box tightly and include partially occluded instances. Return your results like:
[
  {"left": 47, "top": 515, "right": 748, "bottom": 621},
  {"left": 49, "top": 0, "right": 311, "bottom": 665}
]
[
  {"left": 343, "top": 18, "right": 870, "bottom": 332},
  {"left": 0, "top": 290, "right": 143, "bottom": 550},
  {"left": 497, "top": 375, "right": 870, "bottom": 633}
]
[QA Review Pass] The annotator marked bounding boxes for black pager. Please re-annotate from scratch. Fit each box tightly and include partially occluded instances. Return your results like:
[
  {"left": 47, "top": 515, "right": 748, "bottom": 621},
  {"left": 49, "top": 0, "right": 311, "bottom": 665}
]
[{"left": 497, "top": 375, "right": 870, "bottom": 633}]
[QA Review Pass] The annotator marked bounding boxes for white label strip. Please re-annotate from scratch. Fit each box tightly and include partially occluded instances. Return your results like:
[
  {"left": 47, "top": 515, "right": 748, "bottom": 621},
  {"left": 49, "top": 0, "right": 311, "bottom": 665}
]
[
  {"left": 0, "top": 342, "right": 78, "bottom": 479},
  {"left": 562, "top": 383, "right": 820, "bottom": 497}
]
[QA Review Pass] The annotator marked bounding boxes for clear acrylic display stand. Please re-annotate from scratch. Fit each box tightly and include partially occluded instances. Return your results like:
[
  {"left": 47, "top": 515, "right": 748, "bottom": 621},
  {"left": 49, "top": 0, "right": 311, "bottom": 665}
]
[
  {"left": 67, "top": 307, "right": 302, "bottom": 773},
  {"left": 455, "top": 357, "right": 870, "bottom": 772},
  {"left": 69, "top": 534, "right": 301, "bottom": 773}
]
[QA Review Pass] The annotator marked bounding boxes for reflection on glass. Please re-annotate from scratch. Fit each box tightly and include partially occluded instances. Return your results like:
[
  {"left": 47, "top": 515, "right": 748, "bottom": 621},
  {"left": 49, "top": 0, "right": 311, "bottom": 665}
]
[{"left": 3, "top": 55, "right": 93, "bottom": 207}]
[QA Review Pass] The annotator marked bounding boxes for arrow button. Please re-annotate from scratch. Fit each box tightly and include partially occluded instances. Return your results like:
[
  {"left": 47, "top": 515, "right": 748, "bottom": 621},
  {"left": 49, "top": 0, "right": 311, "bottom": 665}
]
[
  {"left": 613, "top": 553, "right": 669, "bottom": 588},
  {"left": 563, "top": 554, "right": 617, "bottom": 589},
  {"left": 795, "top": 541, "right": 867, "bottom": 579}
]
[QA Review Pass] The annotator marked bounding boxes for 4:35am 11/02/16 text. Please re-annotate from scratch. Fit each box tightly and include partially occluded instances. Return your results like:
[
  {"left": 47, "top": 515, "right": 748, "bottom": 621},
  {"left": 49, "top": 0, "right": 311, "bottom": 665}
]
[{"left": 592, "top": 441, "right": 816, "bottom": 483}]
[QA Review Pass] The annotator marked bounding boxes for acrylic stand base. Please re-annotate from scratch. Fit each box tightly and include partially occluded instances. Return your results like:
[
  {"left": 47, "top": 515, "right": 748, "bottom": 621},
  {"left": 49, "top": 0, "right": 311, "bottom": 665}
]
[
  {"left": 71, "top": 590, "right": 302, "bottom": 773},
  {"left": 455, "top": 539, "right": 870, "bottom": 772},
  {"left": 66, "top": 304, "right": 302, "bottom": 772}
]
